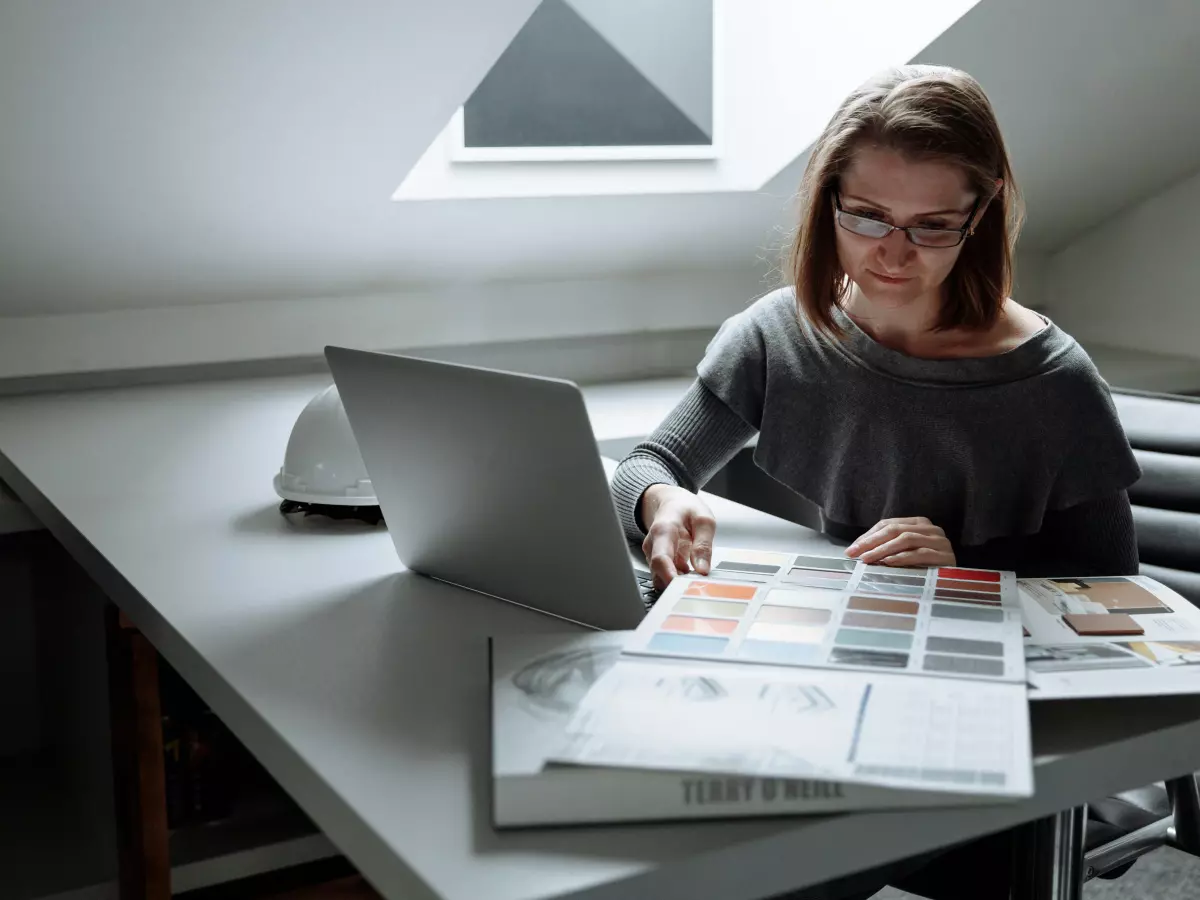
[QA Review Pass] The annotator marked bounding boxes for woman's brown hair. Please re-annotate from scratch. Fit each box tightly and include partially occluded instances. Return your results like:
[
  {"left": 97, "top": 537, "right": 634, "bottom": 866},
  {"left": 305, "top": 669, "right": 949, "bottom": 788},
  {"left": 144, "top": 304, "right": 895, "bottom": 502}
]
[{"left": 786, "top": 64, "right": 1023, "bottom": 336}]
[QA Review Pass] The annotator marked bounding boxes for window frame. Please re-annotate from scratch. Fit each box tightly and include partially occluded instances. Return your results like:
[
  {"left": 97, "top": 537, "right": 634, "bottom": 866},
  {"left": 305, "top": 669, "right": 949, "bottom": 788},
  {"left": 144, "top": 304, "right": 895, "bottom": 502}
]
[{"left": 447, "top": 0, "right": 723, "bottom": 164}]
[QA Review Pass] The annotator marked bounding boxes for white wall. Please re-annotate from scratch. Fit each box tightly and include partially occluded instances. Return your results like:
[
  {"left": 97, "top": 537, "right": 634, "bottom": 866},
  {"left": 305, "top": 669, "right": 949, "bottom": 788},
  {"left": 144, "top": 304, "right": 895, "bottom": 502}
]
[
  {"left": 0, "top": 268, "right": 772, "bottom": 381},
  {"left": 1048, "top": 166, "right": 1200, "bottom": 359},
  {"left": 0, "top": 247, "right": 1061, "bottom": 384},
  {"left": 1013, "top": 249, "right": 1049, "bottom": 313}
]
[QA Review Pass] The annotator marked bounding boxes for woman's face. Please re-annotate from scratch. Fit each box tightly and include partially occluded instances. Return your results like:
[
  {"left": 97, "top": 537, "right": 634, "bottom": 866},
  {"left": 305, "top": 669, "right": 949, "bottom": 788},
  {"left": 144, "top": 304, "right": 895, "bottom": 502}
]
[{"left": 834, "top": 145, "right": 979, "bottom": 312}]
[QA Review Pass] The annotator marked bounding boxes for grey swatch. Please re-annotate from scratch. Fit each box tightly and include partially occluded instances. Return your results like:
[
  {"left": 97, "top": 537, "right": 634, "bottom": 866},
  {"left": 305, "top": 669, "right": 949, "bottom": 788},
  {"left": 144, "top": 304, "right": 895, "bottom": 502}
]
[
  {"left": 932, "top": 604, "right": 1004, "bottom": 623},
  {"left": 829, "top": 647, "right": 910, "bottom": 669},
  {"left": 713, "top": 560, "right": 781, "bottom": 575},
  {"left": 925, "top": 636, "right": 1005, "bottom": 658},
  {"left": 923, "top": 654, "right": 1005, "bottom": 677}
]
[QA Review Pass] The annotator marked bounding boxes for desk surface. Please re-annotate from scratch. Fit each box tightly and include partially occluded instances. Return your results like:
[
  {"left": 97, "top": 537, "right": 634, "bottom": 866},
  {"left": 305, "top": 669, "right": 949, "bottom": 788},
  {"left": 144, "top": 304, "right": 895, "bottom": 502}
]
[{"left": 3, "top": 373, "right": 1200, "bottom": 900}]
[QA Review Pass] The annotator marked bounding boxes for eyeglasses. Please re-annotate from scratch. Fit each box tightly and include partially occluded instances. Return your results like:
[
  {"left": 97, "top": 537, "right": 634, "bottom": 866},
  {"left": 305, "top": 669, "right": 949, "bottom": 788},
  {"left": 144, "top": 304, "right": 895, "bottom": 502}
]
[{"left": 834, "top": 192, "right": 980, "bottom": 248}]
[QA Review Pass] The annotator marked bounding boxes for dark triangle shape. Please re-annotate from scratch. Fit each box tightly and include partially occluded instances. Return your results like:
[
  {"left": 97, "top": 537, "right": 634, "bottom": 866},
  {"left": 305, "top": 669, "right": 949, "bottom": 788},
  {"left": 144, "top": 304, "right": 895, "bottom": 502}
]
[{"left": 464, "top": 0, "right": 710, "bottom": 148}]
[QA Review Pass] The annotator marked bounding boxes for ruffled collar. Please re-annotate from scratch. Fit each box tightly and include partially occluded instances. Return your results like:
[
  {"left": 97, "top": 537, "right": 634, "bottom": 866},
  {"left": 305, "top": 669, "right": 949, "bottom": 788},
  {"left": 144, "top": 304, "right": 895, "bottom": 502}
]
[{"left": 826, "top": 304, "right": 1072, "bottom": 387}]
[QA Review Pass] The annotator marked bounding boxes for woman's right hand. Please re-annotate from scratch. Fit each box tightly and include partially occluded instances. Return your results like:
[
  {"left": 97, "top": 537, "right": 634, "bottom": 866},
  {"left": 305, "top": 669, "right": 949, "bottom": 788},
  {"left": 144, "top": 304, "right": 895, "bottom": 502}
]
[{"left": 640, "top": 484, "right": 718, "bottom": 590}]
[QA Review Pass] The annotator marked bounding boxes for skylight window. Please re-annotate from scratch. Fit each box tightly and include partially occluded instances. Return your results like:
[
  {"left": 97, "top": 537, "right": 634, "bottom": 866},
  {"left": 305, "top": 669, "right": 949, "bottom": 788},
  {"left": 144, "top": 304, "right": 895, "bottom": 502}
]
[
  {"left": 450, "top": 0, "right": 718, "bottom": 162},
  {"left": 396, "top": 0, "right": 981, "bottom": 201}
]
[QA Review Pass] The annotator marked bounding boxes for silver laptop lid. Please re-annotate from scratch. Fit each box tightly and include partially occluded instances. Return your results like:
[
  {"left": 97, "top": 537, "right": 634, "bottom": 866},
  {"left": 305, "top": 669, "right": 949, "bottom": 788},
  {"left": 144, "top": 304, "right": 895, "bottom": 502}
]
[{"left": 324, "top": 346, "right": 647, "bottom": 631}]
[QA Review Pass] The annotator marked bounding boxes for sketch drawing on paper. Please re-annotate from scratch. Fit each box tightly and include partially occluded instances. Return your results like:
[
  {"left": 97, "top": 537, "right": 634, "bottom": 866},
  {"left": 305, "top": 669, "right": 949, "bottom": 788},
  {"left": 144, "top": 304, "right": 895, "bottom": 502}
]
[
  {"left": 673, "top": 676, "right": 728, "bottom": 701},
  {"left": 511, "top": 644, "right": 621, "bottom": 718}
]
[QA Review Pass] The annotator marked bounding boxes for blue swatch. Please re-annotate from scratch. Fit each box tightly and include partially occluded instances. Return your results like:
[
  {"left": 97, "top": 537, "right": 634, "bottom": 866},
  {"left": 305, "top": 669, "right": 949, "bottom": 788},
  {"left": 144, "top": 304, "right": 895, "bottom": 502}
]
[{"left": 647, "top": 632, "right": 729, "bottom": 655}]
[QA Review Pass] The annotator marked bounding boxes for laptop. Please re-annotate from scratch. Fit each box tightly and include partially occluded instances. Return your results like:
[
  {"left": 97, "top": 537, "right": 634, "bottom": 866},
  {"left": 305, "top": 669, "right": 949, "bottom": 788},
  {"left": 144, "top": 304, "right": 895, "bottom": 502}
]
[{"left": 324, "top": 346, "right": 659, "bottom": 631}]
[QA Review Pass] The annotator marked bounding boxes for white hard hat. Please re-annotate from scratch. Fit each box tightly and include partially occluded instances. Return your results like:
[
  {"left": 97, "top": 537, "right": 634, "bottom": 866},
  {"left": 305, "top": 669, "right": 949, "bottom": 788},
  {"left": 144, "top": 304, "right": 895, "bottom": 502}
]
[{"left": 273, "top": 384, "right": 378, "bottom": 507}]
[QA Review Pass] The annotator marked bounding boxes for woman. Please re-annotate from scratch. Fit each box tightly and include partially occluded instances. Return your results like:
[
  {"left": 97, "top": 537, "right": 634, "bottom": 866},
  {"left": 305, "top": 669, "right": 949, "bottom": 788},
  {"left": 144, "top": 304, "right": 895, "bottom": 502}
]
[
  {"left": 613, "top": 64, "right": 1139, "bottom": 591},
  {"left": 610, "top": 65, "right": 1142, "bottom": 899}
]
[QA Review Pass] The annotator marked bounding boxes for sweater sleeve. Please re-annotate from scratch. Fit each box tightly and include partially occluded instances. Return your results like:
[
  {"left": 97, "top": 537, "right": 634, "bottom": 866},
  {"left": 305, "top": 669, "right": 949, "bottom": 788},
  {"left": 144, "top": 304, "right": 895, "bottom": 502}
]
[
  {"left": 610, "top": 379, "right": 758, "bottom": 540},
  {"left": 1047, "top": 367, "right": 1143, "bottom": 511},
  {"left": 1026, "top": 489, "right": 1140, "bottom": 577},
  {"left": 694, "top": 302, "right": 769, "bottom": 429}
]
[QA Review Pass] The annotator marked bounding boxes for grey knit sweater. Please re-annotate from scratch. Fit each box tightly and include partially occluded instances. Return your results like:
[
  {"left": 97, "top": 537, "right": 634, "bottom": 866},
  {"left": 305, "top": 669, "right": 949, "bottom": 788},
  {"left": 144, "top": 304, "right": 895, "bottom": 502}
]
[{"left": 611, "top": 288, "right": 1143, "bottom": 577}]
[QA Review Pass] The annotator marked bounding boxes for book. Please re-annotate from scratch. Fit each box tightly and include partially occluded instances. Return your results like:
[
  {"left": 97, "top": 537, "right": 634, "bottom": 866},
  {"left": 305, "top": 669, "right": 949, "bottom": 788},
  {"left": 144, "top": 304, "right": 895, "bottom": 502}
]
[
  {"left": 1020, "top": 574, "right": 1200, "bottom": 700},
  {"left": 490, "top": 630, "right": 1008, "bottom": 829}
]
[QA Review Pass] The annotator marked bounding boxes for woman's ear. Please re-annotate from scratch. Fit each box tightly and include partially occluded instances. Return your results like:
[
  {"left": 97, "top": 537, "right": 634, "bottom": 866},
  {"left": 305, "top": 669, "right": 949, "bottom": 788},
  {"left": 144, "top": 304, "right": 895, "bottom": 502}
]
[{"left": 968, "top": 178, "right": 1004, "bottom": 234}]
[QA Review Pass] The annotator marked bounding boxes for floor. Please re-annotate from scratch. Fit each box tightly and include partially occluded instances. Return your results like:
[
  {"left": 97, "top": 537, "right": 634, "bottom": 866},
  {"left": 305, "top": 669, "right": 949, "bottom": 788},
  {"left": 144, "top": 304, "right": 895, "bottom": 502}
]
[{"left": 871, "top": 846, "right": 1200, "bottom": 899}]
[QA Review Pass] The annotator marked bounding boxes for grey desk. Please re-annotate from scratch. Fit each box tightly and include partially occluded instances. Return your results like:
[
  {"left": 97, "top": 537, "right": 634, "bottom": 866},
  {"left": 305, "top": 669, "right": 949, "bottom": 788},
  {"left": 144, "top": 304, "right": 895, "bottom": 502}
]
[{"left": 2, "top": 374, "right": 1200, "bottom": 900}]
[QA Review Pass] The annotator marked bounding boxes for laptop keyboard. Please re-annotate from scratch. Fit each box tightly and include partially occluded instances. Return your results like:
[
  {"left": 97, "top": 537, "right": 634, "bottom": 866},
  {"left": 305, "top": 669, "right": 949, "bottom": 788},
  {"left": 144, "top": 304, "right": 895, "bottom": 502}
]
[{"left": 636, "top": 574, "right": 661, "bottom": 609}]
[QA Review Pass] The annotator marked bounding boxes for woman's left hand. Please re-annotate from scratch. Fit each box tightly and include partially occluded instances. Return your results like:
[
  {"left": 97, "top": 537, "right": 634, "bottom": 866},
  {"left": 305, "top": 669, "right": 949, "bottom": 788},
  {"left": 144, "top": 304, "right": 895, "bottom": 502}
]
[{"left": 845, "top": 516, "right": 956, "bottom": 568}]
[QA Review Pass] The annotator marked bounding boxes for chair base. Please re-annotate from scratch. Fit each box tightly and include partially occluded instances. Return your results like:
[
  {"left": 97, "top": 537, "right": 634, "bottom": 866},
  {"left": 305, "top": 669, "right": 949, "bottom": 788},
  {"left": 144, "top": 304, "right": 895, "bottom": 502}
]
[
  {"left": 1014, "top": 775, "right": 1200, "bottom": 898},
  {"left": 1011, "top": 806, "right": 1087, "bottom": 900}
]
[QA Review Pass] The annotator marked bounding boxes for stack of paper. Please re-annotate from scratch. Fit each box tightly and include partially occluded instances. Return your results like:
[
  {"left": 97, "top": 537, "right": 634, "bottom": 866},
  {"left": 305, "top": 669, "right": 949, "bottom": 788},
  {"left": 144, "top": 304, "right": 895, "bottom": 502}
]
[
  {"left": 489, "top": 631, "right": 1009, "bottom": 828},
  {"left": 491, "top": 548, "right": 1035, "bottom": 828}
]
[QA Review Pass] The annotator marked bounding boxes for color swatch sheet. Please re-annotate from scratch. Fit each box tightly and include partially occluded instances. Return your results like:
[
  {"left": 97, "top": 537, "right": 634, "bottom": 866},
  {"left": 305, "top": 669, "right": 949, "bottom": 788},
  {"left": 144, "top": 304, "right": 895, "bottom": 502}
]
[
  {"left": 631, "top": 548, "right": 1026, "bottom": 683},
  {"left": 1020, "top": 575, "right": 1200, "bottom": 699},
  {"left": 551, "top": 549, "right": 1033, "bottom": 799}
]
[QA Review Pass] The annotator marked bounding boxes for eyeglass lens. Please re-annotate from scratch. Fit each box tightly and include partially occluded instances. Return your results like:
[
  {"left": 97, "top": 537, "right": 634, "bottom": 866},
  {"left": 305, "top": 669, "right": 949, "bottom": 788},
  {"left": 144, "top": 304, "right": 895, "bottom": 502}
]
[{"left": 837, "top": 210, "right": 964, "bottom": 247}]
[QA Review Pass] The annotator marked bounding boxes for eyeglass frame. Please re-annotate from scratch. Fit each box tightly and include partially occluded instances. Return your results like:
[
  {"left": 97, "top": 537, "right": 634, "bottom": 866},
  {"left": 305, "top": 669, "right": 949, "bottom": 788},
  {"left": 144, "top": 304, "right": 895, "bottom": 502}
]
[{"left": 832, "top": 190, "right": 983, "bottom": 248}]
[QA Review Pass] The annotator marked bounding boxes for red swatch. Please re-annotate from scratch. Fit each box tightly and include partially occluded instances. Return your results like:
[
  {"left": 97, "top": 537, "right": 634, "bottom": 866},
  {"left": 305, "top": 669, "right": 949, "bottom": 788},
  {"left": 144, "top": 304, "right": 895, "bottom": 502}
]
[{"left": 938, "top": 567, "right": 1001, "bottom": 583}]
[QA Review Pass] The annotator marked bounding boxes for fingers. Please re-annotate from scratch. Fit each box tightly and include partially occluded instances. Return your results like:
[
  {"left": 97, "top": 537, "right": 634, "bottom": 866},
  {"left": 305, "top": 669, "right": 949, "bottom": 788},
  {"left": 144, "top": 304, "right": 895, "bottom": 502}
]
[
  {"left": 688, "top": 509, "right": 717, "bottom": 575},
  {"left": 647, "top": 545, "right": 680, "bottom": 591},
  {"left": 847, "top": 519, "right": 939, "bottom": 559},
  {"left": 643, "top": 523, "right": 681, "bottom": 591},
  {"left": 845, "top": 519, "right": 909, "bottom": 557},
  {"left": 860, "top": 529, "right": 953, "bottom": 565},
  {"left": 674, "top": 535, "right": 694, "bottom": 576},
  {"left": 868, "top": 517, "right": 932, "bottom": 529},
  {"left": 862, "top": 531, "right": 938, "bottom": 563},
  {"left": 877, "top": 547, "right": 954, "bottom": 568},
  {"left": 641, "top": 499, "right": 717, "bottom": 588}
]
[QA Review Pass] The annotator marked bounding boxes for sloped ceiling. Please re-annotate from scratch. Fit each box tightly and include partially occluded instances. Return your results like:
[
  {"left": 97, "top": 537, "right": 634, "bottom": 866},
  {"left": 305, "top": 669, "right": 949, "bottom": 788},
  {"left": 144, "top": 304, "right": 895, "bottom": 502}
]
[
  {"left": 0, "top": 0, "right": 546, "bottom": 314},
  {"left": 915, "top": 0, "right": 1200, "bottom": 250},
  {"left": 766, "top": 0, "right": 1200, "bottom": 251}
]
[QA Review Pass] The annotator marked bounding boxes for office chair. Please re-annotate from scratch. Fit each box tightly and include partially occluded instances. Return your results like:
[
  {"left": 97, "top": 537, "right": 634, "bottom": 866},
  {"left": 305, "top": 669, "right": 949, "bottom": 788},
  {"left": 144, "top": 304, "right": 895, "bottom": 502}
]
[{"left": 1008, "top": 388, "right": 1200, "bottom": 899}]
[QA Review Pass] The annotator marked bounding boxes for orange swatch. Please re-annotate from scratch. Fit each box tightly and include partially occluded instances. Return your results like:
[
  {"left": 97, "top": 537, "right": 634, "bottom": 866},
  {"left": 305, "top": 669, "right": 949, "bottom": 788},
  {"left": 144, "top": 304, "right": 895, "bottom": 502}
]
[{"left": 684, "top": 581, "right": 759, "bottom": 601}]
